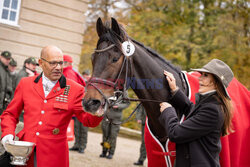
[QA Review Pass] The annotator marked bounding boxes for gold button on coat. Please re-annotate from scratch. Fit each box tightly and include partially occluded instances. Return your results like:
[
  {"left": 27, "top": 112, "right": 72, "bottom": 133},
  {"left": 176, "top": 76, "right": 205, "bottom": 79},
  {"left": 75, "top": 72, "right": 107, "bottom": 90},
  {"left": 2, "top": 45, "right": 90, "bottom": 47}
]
[{"left": 52, "top": 128, "right": 60, "bottom": 135}]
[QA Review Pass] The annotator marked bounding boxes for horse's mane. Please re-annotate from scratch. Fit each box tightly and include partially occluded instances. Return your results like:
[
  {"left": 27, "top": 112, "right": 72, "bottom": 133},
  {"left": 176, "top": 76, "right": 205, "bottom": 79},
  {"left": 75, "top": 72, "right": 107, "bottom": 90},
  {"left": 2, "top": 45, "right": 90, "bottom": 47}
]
[
  {"left": 98, "top": 21, "right": 182, "bottom": 74},
  {"left": 131, "top": 39, "right": 182, "bottom": 74}
]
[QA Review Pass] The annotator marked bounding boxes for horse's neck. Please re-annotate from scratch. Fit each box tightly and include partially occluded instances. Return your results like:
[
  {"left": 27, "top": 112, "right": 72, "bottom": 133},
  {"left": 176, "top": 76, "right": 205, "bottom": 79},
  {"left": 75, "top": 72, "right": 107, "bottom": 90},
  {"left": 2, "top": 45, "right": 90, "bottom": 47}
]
[
  {"left": 130, "top": 49, "right": 185, "bottom": 101},
  {"left": 128, "top": 49, "right": 186, "bottom": 139}
]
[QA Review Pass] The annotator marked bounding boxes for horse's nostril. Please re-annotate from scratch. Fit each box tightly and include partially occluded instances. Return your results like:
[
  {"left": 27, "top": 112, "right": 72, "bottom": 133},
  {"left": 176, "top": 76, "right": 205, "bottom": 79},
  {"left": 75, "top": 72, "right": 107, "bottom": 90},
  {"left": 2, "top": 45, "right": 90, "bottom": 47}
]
[
  {"left": 90, "top": 99, "right": 101, "bottom": 108},
  {"left": 83, "top": 99, "right": 102, "bottom": 112}
]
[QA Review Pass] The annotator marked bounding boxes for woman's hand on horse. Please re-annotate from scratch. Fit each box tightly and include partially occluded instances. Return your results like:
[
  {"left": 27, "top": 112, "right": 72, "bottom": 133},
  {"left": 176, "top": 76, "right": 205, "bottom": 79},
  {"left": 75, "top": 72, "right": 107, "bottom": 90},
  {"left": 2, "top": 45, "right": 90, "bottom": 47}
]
[
  {"left": 164, "top": 70, "right": 178, "bottom": 92},
  {"left": 160, "top": 102, "right": 172, "bottom": 113}
]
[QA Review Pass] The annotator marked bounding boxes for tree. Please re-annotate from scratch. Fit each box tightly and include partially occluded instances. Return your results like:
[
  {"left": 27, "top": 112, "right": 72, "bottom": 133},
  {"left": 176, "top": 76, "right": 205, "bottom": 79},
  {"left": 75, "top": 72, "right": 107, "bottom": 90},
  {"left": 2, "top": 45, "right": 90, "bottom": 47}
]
[
  {"left": 125, "top": 0, "right": 249, "bottom": 87},
  {"left": 80, "top": 0, "right": 130, "bottom": 73}
]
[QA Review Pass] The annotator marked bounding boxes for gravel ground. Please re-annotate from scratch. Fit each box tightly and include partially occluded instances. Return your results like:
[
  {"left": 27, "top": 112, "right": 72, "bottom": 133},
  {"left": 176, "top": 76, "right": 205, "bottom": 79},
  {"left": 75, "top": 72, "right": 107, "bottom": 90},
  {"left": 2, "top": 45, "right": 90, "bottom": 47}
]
[
  {"left": 0, "top": 122, "right": 147, "bottom": 167},
  {"left": 69, "top": 131, "right": 148, "bottom": 167}
]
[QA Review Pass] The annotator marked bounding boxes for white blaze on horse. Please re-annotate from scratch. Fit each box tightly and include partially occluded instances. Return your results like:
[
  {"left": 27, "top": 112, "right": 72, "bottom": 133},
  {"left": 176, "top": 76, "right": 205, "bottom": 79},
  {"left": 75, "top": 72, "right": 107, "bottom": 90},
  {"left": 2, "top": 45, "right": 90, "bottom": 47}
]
[{"left": 82, "top": 17, "right": 250, "bottom": 167}]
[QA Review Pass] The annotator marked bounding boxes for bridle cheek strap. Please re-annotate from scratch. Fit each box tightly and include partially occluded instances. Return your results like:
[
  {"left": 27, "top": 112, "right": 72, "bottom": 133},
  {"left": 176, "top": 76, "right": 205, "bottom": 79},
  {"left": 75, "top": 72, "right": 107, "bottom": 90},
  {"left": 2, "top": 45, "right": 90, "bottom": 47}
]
[
  {"left": 95, "top": 44, "right": 116, "bottom": 53},
  {"left": 87, "top": 54, "right": 128, "bottom": 96}
]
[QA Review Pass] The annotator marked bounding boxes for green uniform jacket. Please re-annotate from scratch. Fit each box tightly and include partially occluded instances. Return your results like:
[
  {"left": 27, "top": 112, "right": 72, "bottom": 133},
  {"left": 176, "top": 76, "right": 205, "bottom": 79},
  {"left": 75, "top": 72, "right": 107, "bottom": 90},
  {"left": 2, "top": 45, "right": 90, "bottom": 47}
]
[
  {"left": 106, "top": 100, "right": 130, "bottom": 121},
  {"left": 101, "top": 99, "right": 130, "bottom": 154},
  {"left": 135, "top": 105, "right": 147, "bottom": 161},
  {"left": 16, "top": 67, "right": 29, "bottom": 87},
  {"left": 0, "top": 61, "right": 13, "bottom": 112},
  {"left": 135, "top": 104, "right": 146, "bottom": 125}
]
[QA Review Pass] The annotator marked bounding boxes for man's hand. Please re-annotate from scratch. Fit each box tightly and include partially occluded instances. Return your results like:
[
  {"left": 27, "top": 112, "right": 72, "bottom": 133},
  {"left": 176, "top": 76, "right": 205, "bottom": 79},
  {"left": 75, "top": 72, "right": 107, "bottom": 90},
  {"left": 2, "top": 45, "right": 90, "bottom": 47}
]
[
  {"left": 160, "top": 102, "right": 172, "bottom": 113},
  {"left": 112, "top": 105, "right": 118, "bottom": 109},
  {"left": 1, "top": 134, "right": 14, "bottom": 149}
]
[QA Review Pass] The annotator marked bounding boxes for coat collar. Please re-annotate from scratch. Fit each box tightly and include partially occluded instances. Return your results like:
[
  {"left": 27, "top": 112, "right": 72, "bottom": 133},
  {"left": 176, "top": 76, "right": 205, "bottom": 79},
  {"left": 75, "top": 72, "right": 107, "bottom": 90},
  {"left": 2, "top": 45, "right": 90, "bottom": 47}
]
[
  {"left": 0, "top": 60, "right": 8, "bottom": 70},
  {"left": 195, "top": 90, "right": 216, "bottom": 104},
  {"left": 187, "top": 92, "right": 218, "bottom": 119},
  {"left": 34, "top": 73, "right": 66, "bottom": 88},
  {"left": 33, "top": 73, "right": 67, "bottom": 100}
]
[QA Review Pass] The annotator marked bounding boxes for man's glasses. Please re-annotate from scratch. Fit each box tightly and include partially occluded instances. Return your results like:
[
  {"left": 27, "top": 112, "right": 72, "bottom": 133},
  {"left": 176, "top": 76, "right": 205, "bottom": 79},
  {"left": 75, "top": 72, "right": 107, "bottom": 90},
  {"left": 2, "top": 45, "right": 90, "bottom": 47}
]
[{"left": 41, "top": 58, "right": 63, "bottom": 68}]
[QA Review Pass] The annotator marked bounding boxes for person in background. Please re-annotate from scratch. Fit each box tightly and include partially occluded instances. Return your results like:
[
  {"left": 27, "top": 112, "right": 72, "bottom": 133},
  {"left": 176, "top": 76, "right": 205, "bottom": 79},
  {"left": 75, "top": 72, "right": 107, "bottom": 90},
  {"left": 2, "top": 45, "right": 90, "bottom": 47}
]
[
  {"left": 134, "top": 104, "right": 147, "bottom": 166},
  {"left": 8, "top": 58, "right": 18, "bottom": 93},
  {"left": 0, "top": 51, "right": 13, "bottom": 115},
  {"left": 63, "top": 55, "right": 89, "bottom": 154},
  {"left": 1, "top": 46, "right": 103, "bottom": 167},
  {"left": 16, "top": 57, "right": 39, "bottom": 122},
  {"left": 82, "top": 69, "right": 91, "bottom": 83},
  {"left": 16, "top": 57, "right": 39, "bottom": 87},
  {"left": 99, "top": 93, "right": 130, "bottom": 159},
  {"left": 63, "top": 55, "right": 86, "bottom": 86},
  {"left": 159, "top": 59, "right": 234, "bottom": 167},
  {"left": 0, "top": 53, "right": 15, "bottom": 164}
]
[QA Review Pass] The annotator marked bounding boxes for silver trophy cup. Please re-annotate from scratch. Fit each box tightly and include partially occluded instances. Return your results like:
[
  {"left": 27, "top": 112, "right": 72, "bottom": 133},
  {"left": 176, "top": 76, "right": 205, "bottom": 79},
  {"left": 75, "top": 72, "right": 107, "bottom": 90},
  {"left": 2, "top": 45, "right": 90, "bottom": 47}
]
[{"left": 5, "top": 141, "right": 35, "bottom": 166}]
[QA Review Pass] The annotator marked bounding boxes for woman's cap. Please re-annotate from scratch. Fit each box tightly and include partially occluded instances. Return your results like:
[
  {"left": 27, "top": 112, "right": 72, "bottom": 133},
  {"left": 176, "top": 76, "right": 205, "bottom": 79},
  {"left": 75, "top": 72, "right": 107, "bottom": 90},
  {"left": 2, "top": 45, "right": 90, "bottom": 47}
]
[{"left": 191, "top": 59, "right": 234, "bottom": 99}]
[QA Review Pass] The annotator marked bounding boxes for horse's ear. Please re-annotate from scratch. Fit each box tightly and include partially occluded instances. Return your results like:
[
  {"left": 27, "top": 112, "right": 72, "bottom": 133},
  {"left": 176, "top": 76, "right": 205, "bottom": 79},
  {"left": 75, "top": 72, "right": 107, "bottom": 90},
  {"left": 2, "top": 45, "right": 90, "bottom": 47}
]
[
  {"left": 111, "top": 17, "right": 121, "bottom": 36},
  {"left": 96, "top": 17, "right": 105, "bottom": 37}
]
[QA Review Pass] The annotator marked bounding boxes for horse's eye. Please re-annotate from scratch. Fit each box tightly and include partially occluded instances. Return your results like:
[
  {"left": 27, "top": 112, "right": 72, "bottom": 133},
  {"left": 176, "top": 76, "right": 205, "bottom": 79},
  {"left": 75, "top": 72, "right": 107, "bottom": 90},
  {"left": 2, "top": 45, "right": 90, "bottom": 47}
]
[{"left": 112, "top": 57, "right": 119, "bottom": 63}]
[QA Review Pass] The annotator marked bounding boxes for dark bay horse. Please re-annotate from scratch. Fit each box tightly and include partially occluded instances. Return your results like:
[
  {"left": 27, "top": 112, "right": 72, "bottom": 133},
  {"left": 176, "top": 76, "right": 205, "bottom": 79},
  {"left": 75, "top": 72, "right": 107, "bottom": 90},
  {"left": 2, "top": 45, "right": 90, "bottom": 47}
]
[{"left": 82, "top": 18, "right": 250, "bottom": 167}]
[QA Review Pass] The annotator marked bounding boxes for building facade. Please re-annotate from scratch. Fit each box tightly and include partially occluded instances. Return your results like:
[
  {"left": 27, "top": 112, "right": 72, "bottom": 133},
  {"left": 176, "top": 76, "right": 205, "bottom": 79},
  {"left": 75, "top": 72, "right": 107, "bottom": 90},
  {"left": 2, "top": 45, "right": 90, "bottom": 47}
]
[{"left": 0, "top": 0, "right": 87, "bottom": 70}]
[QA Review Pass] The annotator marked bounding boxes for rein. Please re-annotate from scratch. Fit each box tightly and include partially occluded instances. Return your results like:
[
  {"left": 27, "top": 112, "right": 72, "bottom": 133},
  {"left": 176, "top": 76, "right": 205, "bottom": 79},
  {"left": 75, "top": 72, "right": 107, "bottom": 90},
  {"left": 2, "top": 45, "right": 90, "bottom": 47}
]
[
  {"left": 88, "top": 40, "right": 184, "bottom": 125},
  {"left": 88, "top": 43, "right": 165, "bottom": 125},
  {"left": 90, "top": 44, "right": 165, "bottom": 104}
]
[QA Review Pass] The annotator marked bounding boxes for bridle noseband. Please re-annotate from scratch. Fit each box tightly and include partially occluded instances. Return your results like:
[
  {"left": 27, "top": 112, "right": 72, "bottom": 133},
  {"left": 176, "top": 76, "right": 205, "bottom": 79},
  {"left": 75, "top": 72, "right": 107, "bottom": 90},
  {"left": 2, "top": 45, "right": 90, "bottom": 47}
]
[
  {"left": 87, "top": 43, "right": 128, "bottom": 106},
  {"left": 87, "top": 41, "right": 168, "bottom": 125}
]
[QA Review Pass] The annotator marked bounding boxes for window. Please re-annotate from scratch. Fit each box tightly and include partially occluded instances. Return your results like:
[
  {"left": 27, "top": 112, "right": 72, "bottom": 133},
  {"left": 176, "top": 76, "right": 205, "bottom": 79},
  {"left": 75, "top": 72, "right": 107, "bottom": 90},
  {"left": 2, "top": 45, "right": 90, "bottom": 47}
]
[{"left": 0, "top": 0, "right": 21, "bottom": 26}]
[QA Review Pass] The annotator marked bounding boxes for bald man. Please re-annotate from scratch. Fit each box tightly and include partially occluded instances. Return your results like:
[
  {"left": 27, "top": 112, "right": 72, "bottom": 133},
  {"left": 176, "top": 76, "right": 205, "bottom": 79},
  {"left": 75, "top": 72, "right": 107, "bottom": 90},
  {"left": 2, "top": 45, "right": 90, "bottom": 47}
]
[{"left": 0, "top": 46, "right": 103, "bottom": 167}]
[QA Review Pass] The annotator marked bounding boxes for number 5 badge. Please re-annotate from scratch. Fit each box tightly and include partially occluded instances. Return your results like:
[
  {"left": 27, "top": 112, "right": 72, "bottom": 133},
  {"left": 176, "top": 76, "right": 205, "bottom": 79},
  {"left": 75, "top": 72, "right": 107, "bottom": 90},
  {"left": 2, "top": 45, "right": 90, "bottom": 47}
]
[{"left": 122, "top": 41, "right": 135, "bottom": 57}]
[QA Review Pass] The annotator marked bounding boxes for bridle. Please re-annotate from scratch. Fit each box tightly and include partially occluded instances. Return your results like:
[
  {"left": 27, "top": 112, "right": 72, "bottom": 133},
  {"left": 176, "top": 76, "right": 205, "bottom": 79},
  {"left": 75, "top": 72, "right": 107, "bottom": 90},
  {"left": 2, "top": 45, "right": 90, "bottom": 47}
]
[
  {"left": 87, "top": 41, "right": 166, "bottom": 125},
  {"left": 88, "top": 42, "right": 167, "bottom": 102},
  {"left": 87, "top": 40, "right": 186, "bottom": 125},
  {"left": 87, "top": 44, "right": 128, "bottom": 105},
  {"left": 87, "top": 44, "right": 168, "bottom": 100}
]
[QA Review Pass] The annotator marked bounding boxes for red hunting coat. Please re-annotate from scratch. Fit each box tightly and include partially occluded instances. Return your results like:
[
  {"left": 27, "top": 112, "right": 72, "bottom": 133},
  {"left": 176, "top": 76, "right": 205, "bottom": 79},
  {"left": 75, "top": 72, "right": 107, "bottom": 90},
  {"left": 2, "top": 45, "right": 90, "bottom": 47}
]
[
  {"left": 63, "top": 66, "right": 86, "bottom": 87},
  {"left": 1, "top": 74, "right": 102, "bottom": 167}
]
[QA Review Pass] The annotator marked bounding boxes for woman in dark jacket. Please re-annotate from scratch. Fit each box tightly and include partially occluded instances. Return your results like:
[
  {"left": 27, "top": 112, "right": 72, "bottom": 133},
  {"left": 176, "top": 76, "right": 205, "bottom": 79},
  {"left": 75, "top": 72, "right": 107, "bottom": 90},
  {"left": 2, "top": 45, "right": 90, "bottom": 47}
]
[{"left": 159, "top": 59, "right": 234, "bottom": 167}]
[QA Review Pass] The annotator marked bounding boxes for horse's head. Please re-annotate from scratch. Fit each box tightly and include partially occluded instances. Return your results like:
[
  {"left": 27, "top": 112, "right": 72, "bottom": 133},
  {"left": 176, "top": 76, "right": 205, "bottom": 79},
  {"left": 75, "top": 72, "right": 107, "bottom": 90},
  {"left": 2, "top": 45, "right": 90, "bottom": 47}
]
[{"left": 83, "top": 18, "right": 129, "bottom": 116}]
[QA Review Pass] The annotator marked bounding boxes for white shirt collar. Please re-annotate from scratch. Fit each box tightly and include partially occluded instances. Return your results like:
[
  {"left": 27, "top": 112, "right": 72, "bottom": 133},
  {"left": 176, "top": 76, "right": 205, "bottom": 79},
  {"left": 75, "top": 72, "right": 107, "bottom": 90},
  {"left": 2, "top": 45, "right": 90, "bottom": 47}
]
[
  {"left": 42, "top": 73, "right": 58, "bottom": 97},
  {"left": 200, "top": 89, "right": 216, "bottom": 95}
]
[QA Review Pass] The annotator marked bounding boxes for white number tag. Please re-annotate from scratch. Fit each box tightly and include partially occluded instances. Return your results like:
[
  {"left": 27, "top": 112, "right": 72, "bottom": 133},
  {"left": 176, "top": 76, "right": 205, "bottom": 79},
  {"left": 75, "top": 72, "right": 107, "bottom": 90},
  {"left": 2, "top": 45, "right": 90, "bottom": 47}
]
[{"left": 122, "top": 41, "right": 135, "bottom": 57}]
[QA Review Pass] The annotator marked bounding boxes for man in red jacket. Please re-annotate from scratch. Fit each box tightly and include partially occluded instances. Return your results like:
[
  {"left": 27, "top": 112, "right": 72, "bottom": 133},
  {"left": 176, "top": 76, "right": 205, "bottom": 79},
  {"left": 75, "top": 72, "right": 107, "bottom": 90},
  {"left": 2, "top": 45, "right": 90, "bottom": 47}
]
[
  {"left": 1, "top": 45, "right": 103, "bottom": 167},
  {"left": 63, "top": 55, "right": 86, "bottom": 87},
  {"left": 63, "top": 54, "right": 89, "bottom": 153}
]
